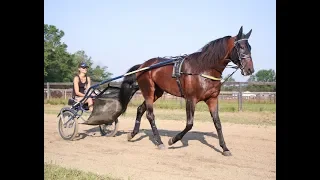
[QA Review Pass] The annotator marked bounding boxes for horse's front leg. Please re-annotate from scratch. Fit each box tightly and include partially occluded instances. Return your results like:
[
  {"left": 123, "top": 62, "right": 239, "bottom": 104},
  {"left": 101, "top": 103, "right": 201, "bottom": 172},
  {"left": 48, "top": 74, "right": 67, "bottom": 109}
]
[
  {"left": 168, "top": 99, "right": 195, "bottom": 146},
  {"left": 205, "top": 97, "right": 232, "bottom": 156}
]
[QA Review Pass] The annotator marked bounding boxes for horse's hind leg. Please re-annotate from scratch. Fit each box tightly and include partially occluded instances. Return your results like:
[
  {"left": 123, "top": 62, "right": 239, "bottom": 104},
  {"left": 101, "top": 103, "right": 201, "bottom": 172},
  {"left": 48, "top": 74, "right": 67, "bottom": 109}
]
[
  {"left": 206, "top": 97, "right": 231, "bottom": 156},
  {"left": 127, "top": 101, "right": 146, "bottom": 141},
  {"left": 127, "top": 87, "right": 164, "bottom": 141},
  {"left": 168, "top": 99, "right": 195, "bottom": 146},
  {"left": 144, "top": 86, "right": 165, "bottom": 149}
]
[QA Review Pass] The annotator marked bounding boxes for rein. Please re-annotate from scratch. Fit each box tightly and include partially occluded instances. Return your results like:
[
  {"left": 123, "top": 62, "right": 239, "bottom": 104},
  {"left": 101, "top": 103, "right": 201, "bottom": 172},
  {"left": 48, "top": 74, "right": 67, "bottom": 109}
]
[
  {"left": 180, "top": 64, "right": 239, "bottom": 85},
  {"left": 162, "top": 55, "right": 240, "bottom": 83},
  {"left": 163, "top": 38, "right": 248, "bottom": 84},
  {"left": 220, "top": 66, "right": 239, "bottom": 86},
  {"left": 200, "top": 38, "right": 249, "bottom": 84}
]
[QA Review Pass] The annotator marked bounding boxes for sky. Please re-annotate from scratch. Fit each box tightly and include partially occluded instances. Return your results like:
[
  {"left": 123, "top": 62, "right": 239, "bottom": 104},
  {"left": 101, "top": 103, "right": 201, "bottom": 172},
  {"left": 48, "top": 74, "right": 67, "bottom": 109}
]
[{"left": 44, "top": 0, "right": 276, "bottom": 82}]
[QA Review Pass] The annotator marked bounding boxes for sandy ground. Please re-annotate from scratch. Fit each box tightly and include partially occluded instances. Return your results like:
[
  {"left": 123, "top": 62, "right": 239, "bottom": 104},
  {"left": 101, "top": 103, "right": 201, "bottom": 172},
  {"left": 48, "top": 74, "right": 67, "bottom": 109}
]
[{"left": 44, "top": 113, "right": 276, "bottom": 180}]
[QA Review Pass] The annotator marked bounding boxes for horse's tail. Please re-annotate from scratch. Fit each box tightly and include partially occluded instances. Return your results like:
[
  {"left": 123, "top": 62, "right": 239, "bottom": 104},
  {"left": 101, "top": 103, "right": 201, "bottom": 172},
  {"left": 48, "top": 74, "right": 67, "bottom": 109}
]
[{"left": 119, "top": 64, "right": 141, "bottom": 114}]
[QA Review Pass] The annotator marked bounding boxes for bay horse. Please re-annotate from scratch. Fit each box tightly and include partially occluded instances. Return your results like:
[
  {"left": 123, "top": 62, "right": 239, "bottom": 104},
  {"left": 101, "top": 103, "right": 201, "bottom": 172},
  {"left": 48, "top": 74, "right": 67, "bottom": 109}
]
[{"left": 118, "top": 26, "right": 254, "bottom": 156}]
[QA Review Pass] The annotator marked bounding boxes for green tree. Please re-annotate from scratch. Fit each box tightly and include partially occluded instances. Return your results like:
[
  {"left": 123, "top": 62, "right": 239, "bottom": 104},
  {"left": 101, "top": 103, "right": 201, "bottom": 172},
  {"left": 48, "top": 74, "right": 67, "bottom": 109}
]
[
  {"left": 73, "top": 50, "right": 94, "bottom": 68},
  {"left": 72, "top": 50, "right": 94, "bottom": 76},
  {"left": 249, "top": 69, "right": 276, "bottom": 82},
  {"left": 245, "top": 69, "right": 276, "bottom": 92},
  {"left": 90, "top": 65, "right": 113, "bottom": 82},
  {"left": 72, "top": 50, "right": 113, "bottom": 81},
  {"left": 247, "top": 75, "right": 256, "bottom": 82},
  {"left": 44, "top": 24, "right": 75, "bottom": 82},
  {"left": 44, "top": 24, "right": 114, "bottom": 83}
]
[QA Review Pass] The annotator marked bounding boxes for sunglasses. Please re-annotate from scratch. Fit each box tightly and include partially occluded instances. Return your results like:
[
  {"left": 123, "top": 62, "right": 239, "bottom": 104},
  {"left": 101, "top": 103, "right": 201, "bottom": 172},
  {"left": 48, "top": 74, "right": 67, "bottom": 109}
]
[{"left": 80, "top": 66, "right": 88, "bottom": 69}]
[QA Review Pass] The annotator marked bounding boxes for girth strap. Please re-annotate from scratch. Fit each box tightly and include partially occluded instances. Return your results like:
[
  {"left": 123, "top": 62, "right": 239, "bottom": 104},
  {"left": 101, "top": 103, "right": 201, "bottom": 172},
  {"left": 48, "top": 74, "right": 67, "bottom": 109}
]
[{"left": 172, "top": 57, "right": 186, "bottom": 97}]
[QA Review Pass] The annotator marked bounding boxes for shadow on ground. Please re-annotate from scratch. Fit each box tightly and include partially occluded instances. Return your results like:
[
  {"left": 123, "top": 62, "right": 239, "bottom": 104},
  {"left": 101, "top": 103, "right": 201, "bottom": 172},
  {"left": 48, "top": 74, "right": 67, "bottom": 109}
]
[
  {"left": 131, "top": 129, "right": 222, "bottom": 153},
  {"left": 73, "top": 125, "right": 221, "bottom": 153}
]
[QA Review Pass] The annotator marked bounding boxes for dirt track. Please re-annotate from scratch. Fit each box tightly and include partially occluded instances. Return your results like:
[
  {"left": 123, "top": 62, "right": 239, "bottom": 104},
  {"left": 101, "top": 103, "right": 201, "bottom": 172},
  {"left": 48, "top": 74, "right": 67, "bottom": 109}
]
[{"left": 44, "top": 113, "right": 276, "bottom": 180}]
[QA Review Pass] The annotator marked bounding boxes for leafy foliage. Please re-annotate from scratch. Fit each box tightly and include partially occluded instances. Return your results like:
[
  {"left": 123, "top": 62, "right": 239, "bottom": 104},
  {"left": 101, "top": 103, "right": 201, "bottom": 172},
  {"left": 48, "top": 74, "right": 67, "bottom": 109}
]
[
  {"left": 248, "top": 69, "right": 276, "bottom": 82},
  {"left": 44, "top": 24, "right": 113, "bottom": 82},
  {"left": 245, "top": 69, "right": 276, "bottom": 92}
]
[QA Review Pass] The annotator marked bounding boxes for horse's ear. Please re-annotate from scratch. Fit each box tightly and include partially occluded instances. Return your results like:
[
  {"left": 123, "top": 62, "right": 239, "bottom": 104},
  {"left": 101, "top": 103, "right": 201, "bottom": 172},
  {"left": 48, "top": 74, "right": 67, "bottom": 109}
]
[
  {"left": 245, "top": 29, "right": 252, "bottom": 39},
  {"left": 237, "top": 26, "right": 243, "bottom": 40}
]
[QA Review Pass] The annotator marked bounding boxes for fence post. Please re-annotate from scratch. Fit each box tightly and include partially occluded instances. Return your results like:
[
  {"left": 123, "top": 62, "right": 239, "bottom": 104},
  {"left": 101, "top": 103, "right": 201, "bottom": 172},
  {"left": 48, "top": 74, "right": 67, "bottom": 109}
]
[
  {"left": 269, "top": 94, "right": 272, "bottom": 103},
  {"left": 238, "top": 82, "right": 243, "bottom": 111},
  {"left": 237, "top": 92, "right": 240, "bottom": 111},
  {"left": 47, "top": 82, "right": 50, "bottom": 100},
  {"left": 64, "top": 90, "right": 67, "bottom": 99}
]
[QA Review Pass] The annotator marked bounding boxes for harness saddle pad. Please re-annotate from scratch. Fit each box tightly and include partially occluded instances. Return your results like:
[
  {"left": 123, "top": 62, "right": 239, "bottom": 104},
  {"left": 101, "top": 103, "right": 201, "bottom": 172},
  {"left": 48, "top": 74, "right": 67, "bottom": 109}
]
[
  {"left": 172, "top": 57, "right": 185, "bottom": 78},
  {"left": 171, "top": 57, "right": 186, "bottom": 97}
]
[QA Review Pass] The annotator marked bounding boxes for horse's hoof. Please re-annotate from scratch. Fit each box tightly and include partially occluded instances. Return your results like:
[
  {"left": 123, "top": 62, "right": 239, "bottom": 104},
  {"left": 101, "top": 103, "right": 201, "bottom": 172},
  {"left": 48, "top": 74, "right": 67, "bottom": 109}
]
[
  {"left": 158, "top": 144, "right": 166, "bottom": 150},
  {"left": 222, "top": 151, "right": 232, "bottom": 156},
  {"left": 127, "top": 133, "right": 133, "bottom": 141},
  {"left": 168, "top": 138, "right": 174, "bottom": 146}
]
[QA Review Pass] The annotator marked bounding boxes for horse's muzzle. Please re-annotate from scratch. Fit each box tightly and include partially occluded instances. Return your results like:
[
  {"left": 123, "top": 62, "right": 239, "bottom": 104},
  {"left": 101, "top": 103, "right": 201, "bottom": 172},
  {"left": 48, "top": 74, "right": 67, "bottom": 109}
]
[{"left": 240, "top": 58, "right": 254, "bottom": 76}]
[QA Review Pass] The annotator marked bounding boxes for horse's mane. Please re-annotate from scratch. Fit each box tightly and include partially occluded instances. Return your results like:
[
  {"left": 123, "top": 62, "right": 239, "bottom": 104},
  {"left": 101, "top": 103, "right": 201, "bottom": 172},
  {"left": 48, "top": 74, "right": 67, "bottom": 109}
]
[{"left": 186, "top": 36, "right": 232, "bottom": 73}]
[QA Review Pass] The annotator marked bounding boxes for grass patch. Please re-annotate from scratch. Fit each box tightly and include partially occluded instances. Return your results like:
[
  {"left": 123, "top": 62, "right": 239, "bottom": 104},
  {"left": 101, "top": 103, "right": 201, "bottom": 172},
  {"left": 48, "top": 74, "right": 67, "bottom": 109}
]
[
  {"left": 45, "top": 98, "right": 275, "bottom": 112},
  {"left": 121, "top": 107, "right": 276, "bottom": 126},
  {"left": 128, "top": 98, "right": 275, "bottom": 112},
  {"left": 45, "top": 104, "right": 276, "bottom": 126},
  {"left": 44, "top": 163, "right": 120, "bottom": 180},
  {"left": 45, "top": 98, "right": 68, "bottom": 105}
]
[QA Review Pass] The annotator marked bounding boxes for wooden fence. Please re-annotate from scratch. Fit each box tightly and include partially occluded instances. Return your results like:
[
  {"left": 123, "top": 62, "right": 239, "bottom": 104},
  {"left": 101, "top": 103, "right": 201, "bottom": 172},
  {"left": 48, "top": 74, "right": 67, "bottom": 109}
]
[{"left": 44, "top": 81, "right": 276, "bottom": 111}]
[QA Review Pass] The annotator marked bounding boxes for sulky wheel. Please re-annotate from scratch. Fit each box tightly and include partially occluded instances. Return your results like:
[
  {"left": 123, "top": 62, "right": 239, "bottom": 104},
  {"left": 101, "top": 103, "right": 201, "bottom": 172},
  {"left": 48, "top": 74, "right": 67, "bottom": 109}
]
[
  {"left": 99, "top": 118, "right": 119, "bottom": 137},
  {"left": 58, "top": 110, "right": 79, "bottom": 141}
]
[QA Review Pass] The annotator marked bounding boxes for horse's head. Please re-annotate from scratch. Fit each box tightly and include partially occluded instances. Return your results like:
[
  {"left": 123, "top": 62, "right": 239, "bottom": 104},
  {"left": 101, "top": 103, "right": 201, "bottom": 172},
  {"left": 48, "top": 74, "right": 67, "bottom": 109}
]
[{"left": 229, "top": 26, "right": 254, "bottom": 76}]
